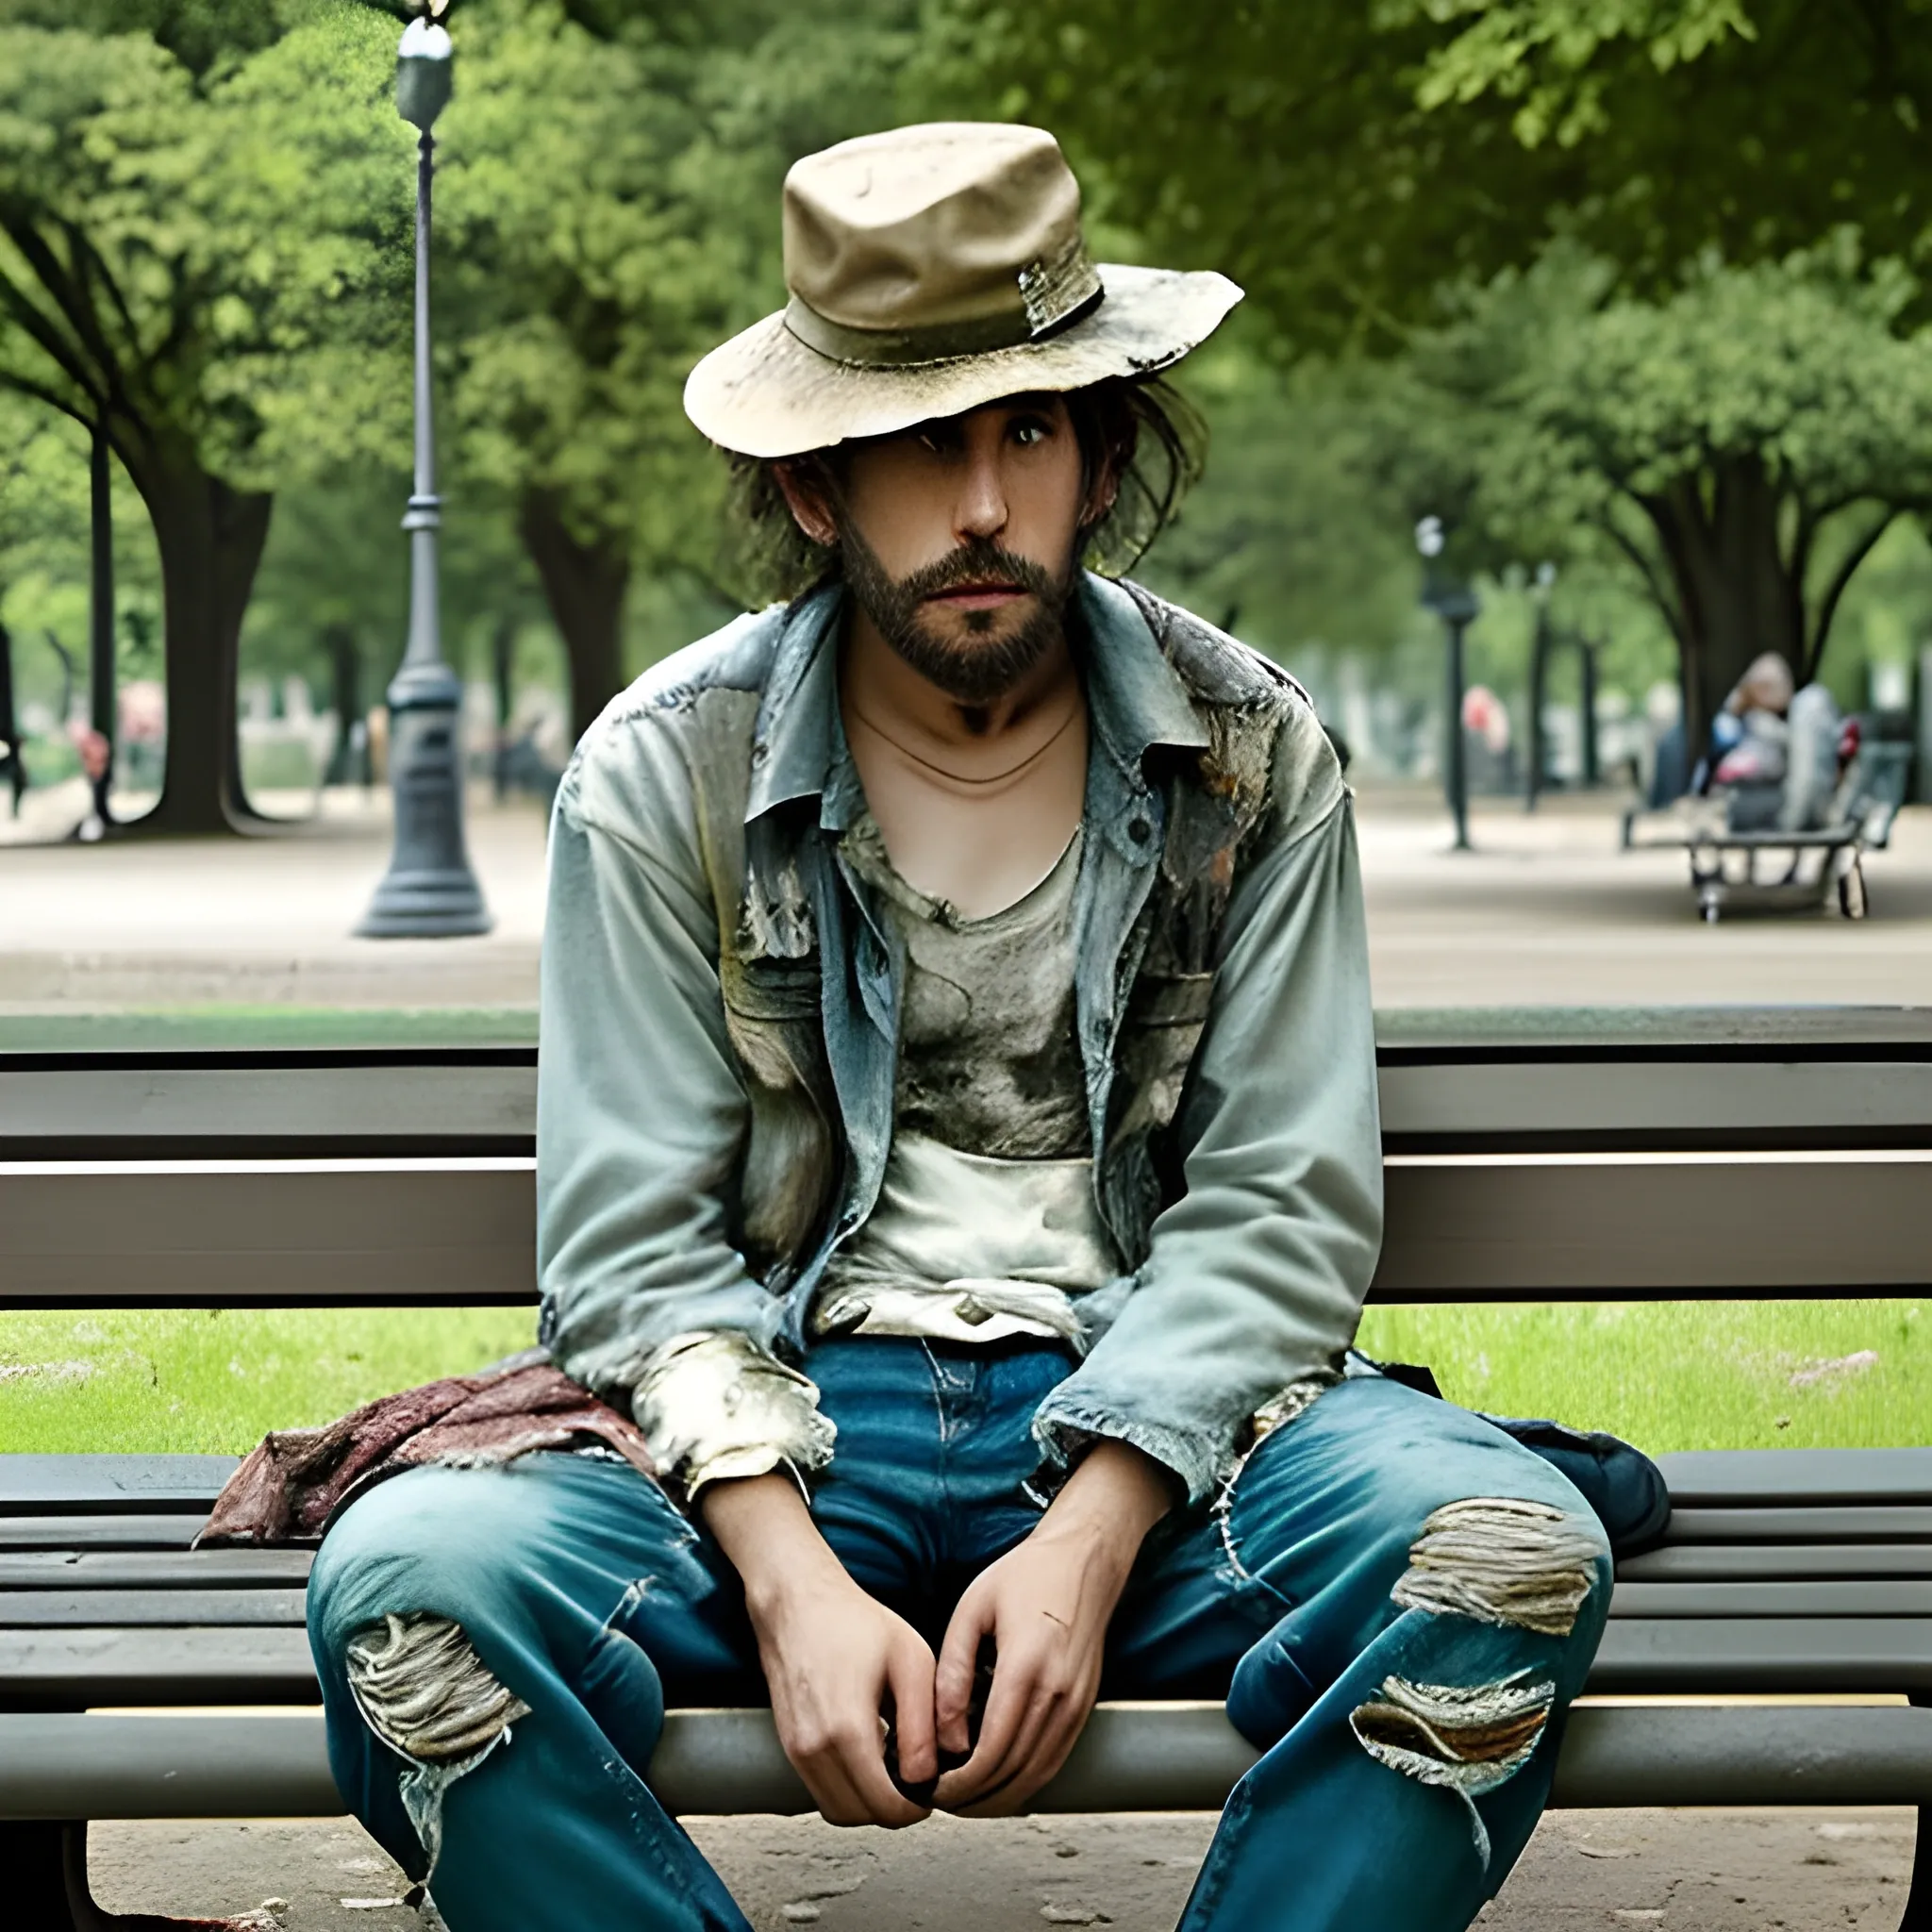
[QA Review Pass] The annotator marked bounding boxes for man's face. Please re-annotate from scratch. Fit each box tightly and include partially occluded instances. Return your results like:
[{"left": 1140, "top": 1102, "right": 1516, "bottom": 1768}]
[{"left": 801, "top": 394, "right": 1098, "bottom": 706}]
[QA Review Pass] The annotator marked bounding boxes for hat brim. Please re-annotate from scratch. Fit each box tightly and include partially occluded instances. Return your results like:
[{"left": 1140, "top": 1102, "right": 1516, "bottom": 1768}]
[{"left": 683, "top": 264, "right": 1242, "bottom": 459}]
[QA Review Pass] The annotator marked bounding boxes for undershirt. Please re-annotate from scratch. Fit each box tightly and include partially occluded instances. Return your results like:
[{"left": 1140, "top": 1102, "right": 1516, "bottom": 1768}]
[{"left": 813, "top": 815, "right": 1116, "bottom": 1346}]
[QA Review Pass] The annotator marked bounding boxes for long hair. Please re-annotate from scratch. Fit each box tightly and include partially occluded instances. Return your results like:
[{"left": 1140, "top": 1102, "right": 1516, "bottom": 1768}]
[{"left": 726, "top": 375, "right": 1205, "bottom": 604}]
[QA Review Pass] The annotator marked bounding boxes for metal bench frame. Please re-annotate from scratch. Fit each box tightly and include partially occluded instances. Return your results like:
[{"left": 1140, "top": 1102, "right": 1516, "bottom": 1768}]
[{"left": 3, "top": 1020, "right": 1930, "bottom": 1929}]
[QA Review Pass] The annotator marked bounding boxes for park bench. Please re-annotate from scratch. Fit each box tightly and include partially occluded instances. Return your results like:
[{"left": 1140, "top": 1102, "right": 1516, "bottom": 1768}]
[
  {"left": 2, "top": 1010, "right": 1930, "bottom": 1930},
  {"left": 1621, "top": 738, "right": 1913, "bottom": 922}
]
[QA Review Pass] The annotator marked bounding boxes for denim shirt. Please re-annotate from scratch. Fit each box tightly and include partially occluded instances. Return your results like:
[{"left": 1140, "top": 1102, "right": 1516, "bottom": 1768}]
[{"left": 536, "top": 572, "right": 1384, "bottom": 1505}]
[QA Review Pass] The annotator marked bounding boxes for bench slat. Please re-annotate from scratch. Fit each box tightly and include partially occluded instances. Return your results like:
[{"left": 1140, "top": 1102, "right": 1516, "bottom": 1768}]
[
  {"left": 0, "top": 1590, "right": 308, "bottom": 1628},
  {"left": 0, "top": 1162, "right": 538, "bottom": 1305},
  {"left": 0, "top": 1626, "right": 316, "bottom": 1703},
  {"left": 1608, "top": 1580, "right": 1932, "bottom": 1618},
  {"left": 1661, "top": 1506, "right": 1932, "bottom": 1542},
  {"left": 14, "top": 1574, "right": 1928, "bottom": 1625},
  {"left": 0, "top": 1551, "right": 312, "bottom": 1589},
  {"left": 16, "top": 1058, "right": 1932, "bottom": 1156},
  {"left": 1657, "top": 1448, "right": 1932, "bottom": 1506},
  {"left": 0, "top": 1515, "right": 204, "bottom": 1550},
  {"left": 7, "top": 1618, "right": 1929, "bottom": 1706},
  {"left": 3, "top": 1703, "right": 1930, "bottom": 1822},
  {"left": 10, "top": 1155, "right": 1932, "bottom": 1306},
  {"left": 1374, "top": 1157, "right": 1932, "bottom": 1295},
  {"left": 1591, "top": 1617, "right": 1932, "bottom": 1691},
  {"left": 1618, "top": 1542, "right": 1932, "bottom": 1581},
  {"left": 0, "top": 1456, "right": 233, "bottom": 1511}
]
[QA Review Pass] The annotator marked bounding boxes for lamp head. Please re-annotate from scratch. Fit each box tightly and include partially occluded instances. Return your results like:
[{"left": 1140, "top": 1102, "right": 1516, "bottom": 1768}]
[{"left": 397, "top": 13, "right": 453, "bottom": 131}]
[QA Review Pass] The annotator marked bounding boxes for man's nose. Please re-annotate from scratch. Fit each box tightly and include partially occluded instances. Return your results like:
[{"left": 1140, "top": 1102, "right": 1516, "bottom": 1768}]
[{"left": 955, "top": 446, "right": 1008, "bottom": 541}]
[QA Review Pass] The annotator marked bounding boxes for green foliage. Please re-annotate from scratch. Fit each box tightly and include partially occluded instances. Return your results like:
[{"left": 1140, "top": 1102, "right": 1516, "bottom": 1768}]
[
  {"left": 1135, "top": 333, "right": 1422, "bottom": 662},
  {"left": 1392, "top": 241, "right": 1932, "bottom": 728},
  {"left": 960, "top": 0, "right": 1932, "bottom": 343},
  {"left": 0, "top": 3, "right": 409, "bottom": 474},
  {"left": 437, "top": 0, "right": 924, "bottom": 596}
]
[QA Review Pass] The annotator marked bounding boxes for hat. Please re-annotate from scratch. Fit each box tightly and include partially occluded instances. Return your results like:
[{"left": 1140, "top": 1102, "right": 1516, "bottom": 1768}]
[{"left": 684, "top": 123, "right": 1242, "bottom": 460}]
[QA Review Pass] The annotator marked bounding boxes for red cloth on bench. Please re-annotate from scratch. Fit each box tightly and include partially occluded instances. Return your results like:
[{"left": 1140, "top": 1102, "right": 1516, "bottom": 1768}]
[{"left": 195, "top": 1356, "right": 655, "bottom": 1548}]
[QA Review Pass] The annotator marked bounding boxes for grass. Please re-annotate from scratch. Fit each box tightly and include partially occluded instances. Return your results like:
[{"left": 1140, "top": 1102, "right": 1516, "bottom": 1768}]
[
  {"left": 1355, "top": 1300, "right": 1929, "bottom": 1453},
  {"left": 0, "top": 1307, "right": 539, "bottom": 1454},
  {"left": 0, "top": 1301, "right": 1924, "bottom": 1457}
]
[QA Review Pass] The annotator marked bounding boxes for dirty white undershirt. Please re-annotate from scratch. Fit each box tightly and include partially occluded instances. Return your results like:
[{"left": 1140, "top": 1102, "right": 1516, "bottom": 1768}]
[
  {"left": 812, "top": 814, "right": 1113, "bottom": 1345},
  {"left": 634, "top": 816, "right": 1114, "bottom": 1496}
]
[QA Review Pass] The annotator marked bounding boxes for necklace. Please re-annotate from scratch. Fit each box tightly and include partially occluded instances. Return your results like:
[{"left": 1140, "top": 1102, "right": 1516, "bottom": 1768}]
[{"left": 848, "top": 694, "right": 1082, "bottom": 787}]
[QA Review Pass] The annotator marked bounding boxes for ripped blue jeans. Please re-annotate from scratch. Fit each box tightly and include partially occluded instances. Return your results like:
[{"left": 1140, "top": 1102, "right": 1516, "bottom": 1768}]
[{"left": 308, "top": 1341, "right": 1611, "bottom": 1932}]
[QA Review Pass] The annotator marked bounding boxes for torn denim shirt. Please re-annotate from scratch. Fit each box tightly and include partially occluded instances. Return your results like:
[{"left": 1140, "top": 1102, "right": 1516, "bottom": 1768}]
[{"left": 536, "top": 573, "right": 1383, "bottom": 1506}]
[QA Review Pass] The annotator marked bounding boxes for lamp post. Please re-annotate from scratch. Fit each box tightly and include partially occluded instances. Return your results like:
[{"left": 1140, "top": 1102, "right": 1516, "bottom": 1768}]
[
  {"left": 88, "top": 422, "right": 115, "bottom": 832},
  {"left": 1525, "top": 559, "right": 1556, "bottom": 813},
  {"left": 357, "top": 12, "right": 491, "bottom": 940},
  {"left": 1417, "top": 516, "right": 1478, "bottom": 852}
]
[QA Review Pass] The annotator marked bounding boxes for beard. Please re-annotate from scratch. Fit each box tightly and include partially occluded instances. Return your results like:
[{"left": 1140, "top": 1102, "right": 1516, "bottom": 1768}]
[{"left": 840, "top": 525, "right": 1073, "bottom": 707}]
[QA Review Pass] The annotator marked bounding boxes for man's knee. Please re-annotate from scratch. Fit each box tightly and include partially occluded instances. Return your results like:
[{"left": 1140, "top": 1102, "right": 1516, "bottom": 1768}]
[{"left": 308, "top": 1465, "right": 547, "bottom": 1660}]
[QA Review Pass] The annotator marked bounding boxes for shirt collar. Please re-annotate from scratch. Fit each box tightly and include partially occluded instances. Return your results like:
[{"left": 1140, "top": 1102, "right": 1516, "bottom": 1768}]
[
  {"left": 742, "top": 571, "right": 1208, "bottom": 829},
  {"left": 1074, "top": 572, "right": 1209, "bottom": 777}
]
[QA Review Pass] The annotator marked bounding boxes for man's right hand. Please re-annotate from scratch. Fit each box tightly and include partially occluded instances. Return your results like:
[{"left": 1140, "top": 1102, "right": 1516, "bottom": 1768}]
[{"left": 702, "top": 1470, "right": 936, "bottom": 1828}]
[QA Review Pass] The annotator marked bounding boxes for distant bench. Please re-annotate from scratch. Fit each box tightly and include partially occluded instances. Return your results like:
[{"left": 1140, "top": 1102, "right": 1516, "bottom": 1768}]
[{"left": 2, "top": 1009, "right": 1929, "bottom": 1930}]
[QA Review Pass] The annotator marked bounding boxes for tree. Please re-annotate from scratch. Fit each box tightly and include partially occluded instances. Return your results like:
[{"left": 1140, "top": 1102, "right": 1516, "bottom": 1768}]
[
  {"left": 435, "top": 0, "right": 923, "bottom": 741},
  {"left": 1391, "top": 243, "right": 1932, "bottom": 750},
  {"left": 960, "top": 0, "right": 1932, "bottom": 349},
  {"left": 0, "top": 3, "right": 408, "bottom": 833}
]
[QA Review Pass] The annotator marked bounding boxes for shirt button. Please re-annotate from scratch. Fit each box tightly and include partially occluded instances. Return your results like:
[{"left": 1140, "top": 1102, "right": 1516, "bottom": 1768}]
[
  {"left": 750, "top": 741, "right": 769, "bottom": 766},
  {"left": 1127, "top": 816, "right": 1152, "bottom": 844}
]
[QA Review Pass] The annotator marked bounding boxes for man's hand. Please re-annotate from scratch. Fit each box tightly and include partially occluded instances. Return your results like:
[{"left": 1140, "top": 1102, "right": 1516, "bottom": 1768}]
[
  {"left": 933, "top": 1441, "right": 1174, "bottom": 1816},
  {"left": 703, "top": 1472, "right": 935, "bottom": 1828}
]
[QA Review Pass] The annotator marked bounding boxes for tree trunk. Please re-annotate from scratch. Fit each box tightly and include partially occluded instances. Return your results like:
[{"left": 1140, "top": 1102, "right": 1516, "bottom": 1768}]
[
  {"left": 117, "top": 447, "right": 274, "bottom": 836},
  {"left": 518, "top": 489, "right": 631, "bottom": 748},
  {"left": 1640, "top": 456, "right": 1806, "bottom": 762}
]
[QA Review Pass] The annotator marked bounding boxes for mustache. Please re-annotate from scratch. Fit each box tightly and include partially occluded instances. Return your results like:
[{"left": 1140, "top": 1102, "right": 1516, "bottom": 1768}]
[{"left": 896, "top": 539, "right": 1060, "bottom": 605}]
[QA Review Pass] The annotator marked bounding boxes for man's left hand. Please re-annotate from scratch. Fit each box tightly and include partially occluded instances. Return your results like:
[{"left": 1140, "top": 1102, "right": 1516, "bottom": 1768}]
[{"left": 933, "top": 1440, "right": 1174, "bottom": 1816}]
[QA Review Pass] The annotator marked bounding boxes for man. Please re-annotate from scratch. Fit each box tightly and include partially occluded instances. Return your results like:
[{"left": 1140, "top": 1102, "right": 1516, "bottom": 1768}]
[{"left": 310, "top": 123, "right": 1611, "bottom": 1932}]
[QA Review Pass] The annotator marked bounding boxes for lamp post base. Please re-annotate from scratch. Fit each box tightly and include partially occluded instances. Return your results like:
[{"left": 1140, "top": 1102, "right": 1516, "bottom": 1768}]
[
  {"left": 355, "top": 682, "right": 491, "bottom": 941},
  {"left": 356, "top": 867, "right": 491, "bottom": 939}
]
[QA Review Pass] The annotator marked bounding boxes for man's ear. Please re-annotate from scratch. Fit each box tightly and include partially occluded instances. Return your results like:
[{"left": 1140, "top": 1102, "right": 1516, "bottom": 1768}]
[
  {"left": 774, "top": 460, "right": 840, "bottom": 547},
  {"left": 1079, "top": 458, "right": 1122, "bottom": 534}
]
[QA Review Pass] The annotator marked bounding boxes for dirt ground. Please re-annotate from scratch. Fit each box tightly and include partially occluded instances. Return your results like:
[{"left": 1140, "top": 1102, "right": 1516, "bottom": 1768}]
[{"left": 87, "top": 1805, "right": 1919, "bottom": 1931}]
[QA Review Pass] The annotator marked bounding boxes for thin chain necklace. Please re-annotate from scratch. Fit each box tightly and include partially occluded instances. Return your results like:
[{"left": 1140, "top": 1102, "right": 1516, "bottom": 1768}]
[{"left": 848, "top": 692, "right": 1083, "bottom": 787}]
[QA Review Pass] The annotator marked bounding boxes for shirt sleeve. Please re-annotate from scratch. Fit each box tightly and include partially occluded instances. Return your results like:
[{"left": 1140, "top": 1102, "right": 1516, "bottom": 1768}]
[
  {"left": 536, "top": 738, "right": 835, "bottom": 1493},
  {"left": 1030, "top": 725, "right": 1384, "bottom": 1507}
]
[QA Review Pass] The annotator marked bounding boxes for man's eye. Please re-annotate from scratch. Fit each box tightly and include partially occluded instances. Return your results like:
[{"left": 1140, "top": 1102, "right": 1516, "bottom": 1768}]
[{"left": 1011, "top": 418, "right": 1051, "bottom": 446}]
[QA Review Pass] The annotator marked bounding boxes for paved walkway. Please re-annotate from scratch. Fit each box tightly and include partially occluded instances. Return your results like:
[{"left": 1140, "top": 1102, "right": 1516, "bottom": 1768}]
[
  {"left": 4, "top": 780, "right": 1930, "bottom": 1013},
  {"left": 90, "top": 1803, "right": 1918, "bottom": 1929}
]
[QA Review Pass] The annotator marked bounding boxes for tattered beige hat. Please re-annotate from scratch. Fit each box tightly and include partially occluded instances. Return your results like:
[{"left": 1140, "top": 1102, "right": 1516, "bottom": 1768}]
[{"left": 684, "top": 123, "right": 1242, "bottom": 460}]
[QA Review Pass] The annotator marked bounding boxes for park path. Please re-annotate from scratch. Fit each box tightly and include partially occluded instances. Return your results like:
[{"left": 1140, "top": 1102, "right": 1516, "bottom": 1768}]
[
  {"left": 88, "top": 1803, "right": 1917, "bottom": 1929},
  {"left": 4, "top": 779, "right": 1930, "bottom": 1012}
]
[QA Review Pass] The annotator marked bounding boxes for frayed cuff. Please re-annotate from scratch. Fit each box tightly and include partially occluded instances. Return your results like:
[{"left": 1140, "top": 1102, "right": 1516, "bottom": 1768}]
[
  {"left": 632, "top": 1331, "right": 835, "bottom": 1504},
  {"left": 1030, "top": 1394, "right": 1224, "bottom": 1508}
]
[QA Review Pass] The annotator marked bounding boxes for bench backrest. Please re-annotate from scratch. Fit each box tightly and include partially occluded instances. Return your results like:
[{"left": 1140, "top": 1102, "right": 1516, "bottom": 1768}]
[{"left": 4, "top": 1015, "right": 1931, "bottom": 1309}]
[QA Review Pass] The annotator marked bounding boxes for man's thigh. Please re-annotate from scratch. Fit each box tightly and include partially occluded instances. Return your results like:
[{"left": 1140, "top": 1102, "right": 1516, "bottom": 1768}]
[
  {"left": 310, "top": 1450, "right": 761, "bottom": 1705},
  {"left": 1103, "top": 1374, "right": 1607, "bottom": 1705}
]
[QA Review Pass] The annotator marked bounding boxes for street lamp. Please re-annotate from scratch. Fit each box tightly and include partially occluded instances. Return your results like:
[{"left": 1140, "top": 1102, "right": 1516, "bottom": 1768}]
[
  {"left": 356, "top": 11, "right": 491, "bottom": 940},
  {"left": 1417, "top": 515, "right": 1479, "bottom": 852},
  {"left": 1525, "top": 559, "right": 1556, "bottom": 813}
]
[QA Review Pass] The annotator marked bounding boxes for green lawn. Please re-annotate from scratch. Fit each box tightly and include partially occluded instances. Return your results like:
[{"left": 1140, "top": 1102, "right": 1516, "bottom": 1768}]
[{"left": 0, "top": 1300, "right": 1923, "bottom": 1457}]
